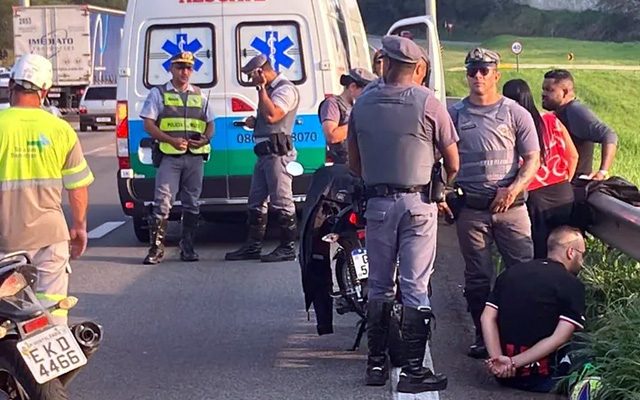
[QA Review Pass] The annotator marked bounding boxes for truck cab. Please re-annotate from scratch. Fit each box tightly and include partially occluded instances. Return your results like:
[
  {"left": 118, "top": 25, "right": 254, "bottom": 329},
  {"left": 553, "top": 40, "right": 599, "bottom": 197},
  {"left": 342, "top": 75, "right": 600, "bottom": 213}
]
[{"left": 117, "top": 0, "right": 445, "bottom": 241}]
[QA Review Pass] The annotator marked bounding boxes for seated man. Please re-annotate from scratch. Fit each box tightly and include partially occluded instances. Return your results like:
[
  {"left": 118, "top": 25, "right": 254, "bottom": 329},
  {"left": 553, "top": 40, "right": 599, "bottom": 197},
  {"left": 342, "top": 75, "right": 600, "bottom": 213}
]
[{"left": 481, "top": 226, "right": 586, "bottom": 393}]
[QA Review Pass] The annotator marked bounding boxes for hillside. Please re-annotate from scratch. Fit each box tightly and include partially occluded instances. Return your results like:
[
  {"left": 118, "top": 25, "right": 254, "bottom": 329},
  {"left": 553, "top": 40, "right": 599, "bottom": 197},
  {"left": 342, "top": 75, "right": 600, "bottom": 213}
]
[
  {"left": 443, "top": 38, "right": 640, "bottom": 184},
  {"left": 358, "top": 0, "right": 640, "bottom": 42}
]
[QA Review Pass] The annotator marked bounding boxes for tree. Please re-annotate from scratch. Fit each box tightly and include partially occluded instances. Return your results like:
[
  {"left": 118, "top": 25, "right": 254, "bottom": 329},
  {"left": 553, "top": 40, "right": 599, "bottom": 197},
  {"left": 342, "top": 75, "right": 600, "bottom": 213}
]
[{"left": 598, "top": 0, "right": 640, "bottom": 21}]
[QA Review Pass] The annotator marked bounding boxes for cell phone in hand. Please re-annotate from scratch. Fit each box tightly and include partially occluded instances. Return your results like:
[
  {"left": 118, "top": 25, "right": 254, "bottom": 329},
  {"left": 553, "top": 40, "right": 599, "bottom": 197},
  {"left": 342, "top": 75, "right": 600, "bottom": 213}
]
[{"left": 189, "top": 133, "right": 202, "bottom": 140}]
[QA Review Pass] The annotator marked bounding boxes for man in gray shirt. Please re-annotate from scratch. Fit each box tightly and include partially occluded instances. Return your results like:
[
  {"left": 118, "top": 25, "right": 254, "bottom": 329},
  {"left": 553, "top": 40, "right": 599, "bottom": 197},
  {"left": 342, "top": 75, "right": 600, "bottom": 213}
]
[
  {"left": 542, "top": 69, "right": 617, "bottom": 180},
  {"left": 319, "top": 68, "right": 376, "bottom": 164},
  {"left": 448, "top": 48, "right": 540, "bottom": 359}
]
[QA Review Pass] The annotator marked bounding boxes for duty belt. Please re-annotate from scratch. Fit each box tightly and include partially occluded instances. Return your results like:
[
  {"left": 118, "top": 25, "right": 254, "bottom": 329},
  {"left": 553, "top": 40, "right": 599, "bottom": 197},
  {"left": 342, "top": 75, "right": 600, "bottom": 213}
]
[
  {"left": 463, "top": 191, "right": 525, "bottom": 210},
  {"left": 365, "top": 184, "right": 431, "bottom": 199}
]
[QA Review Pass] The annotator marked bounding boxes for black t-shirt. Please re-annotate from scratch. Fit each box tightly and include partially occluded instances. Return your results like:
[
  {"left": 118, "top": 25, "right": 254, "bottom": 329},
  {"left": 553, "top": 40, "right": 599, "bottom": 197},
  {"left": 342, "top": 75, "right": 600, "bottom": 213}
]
[{"left": 486, "top": 259, "right": 585, "bottom": 377}]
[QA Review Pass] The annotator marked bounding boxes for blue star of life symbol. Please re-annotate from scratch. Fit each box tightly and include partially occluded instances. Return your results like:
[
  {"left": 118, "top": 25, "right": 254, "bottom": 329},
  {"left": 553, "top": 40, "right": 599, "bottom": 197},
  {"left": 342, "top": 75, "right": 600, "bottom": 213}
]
[
  {"left": 250, "top": 31, "right": 295, "bottom": 72},
  {"left": 162, "top": 33, "right": 204, "bottom": 72}
]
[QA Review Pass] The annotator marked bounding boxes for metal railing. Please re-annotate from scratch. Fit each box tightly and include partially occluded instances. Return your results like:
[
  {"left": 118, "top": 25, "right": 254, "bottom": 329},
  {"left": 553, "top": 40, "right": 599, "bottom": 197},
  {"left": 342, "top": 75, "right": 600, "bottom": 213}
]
[{"left": 587, "top": 192, "right": 640, "bottom": 260}]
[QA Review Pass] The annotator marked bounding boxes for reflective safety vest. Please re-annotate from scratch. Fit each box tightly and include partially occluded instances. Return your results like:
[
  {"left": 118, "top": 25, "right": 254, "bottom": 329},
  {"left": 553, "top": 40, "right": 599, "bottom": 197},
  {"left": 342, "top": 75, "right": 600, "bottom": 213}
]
[{"left": 156, "top": 83, "right": 210, "bottom": 155}]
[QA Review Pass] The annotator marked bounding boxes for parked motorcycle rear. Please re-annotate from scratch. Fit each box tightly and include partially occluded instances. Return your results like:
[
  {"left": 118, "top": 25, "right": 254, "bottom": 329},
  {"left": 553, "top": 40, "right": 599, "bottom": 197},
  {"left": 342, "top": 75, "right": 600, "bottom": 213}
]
[
  {"left": 0, "top": 252, "right": 102, "bottom": 400},
  {"left": 298, "top": 165, "right": 370, "bottom": 349}
]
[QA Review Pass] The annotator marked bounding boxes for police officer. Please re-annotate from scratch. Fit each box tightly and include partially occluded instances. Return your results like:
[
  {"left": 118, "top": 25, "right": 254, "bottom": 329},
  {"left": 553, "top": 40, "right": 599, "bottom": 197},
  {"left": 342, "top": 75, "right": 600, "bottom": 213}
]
[
  {"left": 225, "top": 55, "right": 300, "bottom": 263},
  {"left": 349, "top": 36, "right": 460, "bottom": 393},
  {"left": 319, "top": 68, "right": 376, "bottom": 164},
  {"left": 363, "top": 43, "right": 429, "bottom": 95},
  {"left": 448, "top": 48, "right": 540, "bottom": 359},
  {"left": 141, "top": 51, "right": 215, "bottom": 265}
]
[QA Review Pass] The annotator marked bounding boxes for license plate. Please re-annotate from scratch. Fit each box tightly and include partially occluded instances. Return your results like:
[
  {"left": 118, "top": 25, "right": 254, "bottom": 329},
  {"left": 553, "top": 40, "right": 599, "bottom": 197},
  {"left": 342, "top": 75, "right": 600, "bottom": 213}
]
[
  {"left": 96, "top": 117, "right": 111, "bottom": 123},
  {"left": 351, "top": 248, "right": 369, "bottom": 280},
  {"left": 17, "top": 325, "right": 87, "bottom": 384},
  {"left": 47, "top": 93, "right": 61, "bottom": 98}
]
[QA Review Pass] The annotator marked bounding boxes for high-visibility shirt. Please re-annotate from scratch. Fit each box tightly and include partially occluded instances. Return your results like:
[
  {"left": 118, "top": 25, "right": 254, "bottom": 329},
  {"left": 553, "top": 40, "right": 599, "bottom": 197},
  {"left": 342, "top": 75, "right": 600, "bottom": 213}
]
[{"left": 0, "top": 107, "right": 94, "bottom": 251}]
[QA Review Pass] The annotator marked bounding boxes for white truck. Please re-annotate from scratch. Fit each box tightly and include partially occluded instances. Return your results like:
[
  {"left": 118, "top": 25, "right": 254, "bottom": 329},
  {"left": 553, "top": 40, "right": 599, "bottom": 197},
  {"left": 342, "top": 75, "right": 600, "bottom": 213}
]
[{"left": 12, "top": 4, "right": 125, "bottom": 113}]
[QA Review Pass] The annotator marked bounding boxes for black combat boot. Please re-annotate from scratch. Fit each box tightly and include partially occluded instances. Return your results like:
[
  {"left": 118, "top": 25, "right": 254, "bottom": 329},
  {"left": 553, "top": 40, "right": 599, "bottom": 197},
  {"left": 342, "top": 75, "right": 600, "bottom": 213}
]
[
  {"left": 261, "top": 212, "right": 297, "bottom": 263},
  {"left": 365, "top": 300, "right": 392, "bottom": 386},
  {"left": 180, "top": 212, "right": 200, "bottom": 262},
  {"left": 225, "top": 211, "right": 266, "bottom": 261},
  {"left": 396, "top": 306, "right": 448, "bottom": 394},
  {"left": 143, "top": 217, "right": 168, "bottom": 265},
  {"left": 388, "top": 302, "right": 404, "bottom": 369}
]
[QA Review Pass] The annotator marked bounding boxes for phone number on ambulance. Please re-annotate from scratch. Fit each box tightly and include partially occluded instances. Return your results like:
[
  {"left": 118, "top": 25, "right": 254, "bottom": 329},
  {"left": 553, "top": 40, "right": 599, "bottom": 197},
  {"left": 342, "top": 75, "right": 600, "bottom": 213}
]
[{"left": 236, "top": 132, "right": 319, "bottom": 144}]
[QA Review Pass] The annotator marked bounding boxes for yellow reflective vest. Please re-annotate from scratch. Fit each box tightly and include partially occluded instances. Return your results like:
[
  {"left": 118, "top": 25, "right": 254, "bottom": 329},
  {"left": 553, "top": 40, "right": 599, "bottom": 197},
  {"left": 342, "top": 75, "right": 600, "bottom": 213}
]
[{"left": 156, "top": 83, "right": 210, "bottom": 155}]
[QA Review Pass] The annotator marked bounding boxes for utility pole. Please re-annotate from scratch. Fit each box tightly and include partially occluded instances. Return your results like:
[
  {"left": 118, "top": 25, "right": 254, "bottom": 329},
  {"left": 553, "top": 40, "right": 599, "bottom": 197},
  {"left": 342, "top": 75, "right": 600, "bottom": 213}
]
[{"left": 426, "top": 0, "right": 437, "bottom": 23}]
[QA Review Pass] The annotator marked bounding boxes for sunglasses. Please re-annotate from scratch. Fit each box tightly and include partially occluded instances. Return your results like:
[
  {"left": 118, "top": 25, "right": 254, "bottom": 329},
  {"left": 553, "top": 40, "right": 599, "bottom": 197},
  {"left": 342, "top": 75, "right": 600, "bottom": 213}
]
[
  {"left": 466, "top": 67, "right": 493, "bottom": 77},
  {"left": 175, "top": 65, "right": 193, "bottom": 70}
]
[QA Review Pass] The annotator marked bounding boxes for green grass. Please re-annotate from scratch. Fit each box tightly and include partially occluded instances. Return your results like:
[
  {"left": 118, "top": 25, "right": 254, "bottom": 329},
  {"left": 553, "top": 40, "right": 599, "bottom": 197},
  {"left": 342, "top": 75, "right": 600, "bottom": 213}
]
[
  {"left": 443, "top": 36, "right": 640, "bottom": 185},
  {"left": 444, "top": 35, "right": 640, "bottom": 399},
  {"left": 482, "top": 35, "right": 640, "bottom": 66}
]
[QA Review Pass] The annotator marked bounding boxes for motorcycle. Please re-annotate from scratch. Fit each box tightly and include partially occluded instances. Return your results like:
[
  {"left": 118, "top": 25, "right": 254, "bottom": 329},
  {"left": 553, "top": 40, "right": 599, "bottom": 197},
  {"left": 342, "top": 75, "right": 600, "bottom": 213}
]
[
  {"left": 0, "top": 252, "right": 102, "bottom": 400},
  {"left": 298, "top": 164, "right": 369, "bottom": 350}
]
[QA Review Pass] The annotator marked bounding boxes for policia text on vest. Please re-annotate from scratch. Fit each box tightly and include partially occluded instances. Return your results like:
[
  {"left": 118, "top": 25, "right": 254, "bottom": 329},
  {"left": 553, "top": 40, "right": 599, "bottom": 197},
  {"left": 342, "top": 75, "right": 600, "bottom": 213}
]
[{"left": 151, "top": 84, "right": 212, "bottom": 167}]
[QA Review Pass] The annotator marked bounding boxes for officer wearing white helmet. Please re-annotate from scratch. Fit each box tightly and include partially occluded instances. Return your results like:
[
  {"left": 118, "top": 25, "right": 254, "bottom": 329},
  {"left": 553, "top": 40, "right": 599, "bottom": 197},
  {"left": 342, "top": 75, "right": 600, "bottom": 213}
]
[{"left": 0, "top": 54, "right": 94, "bottom": 325}]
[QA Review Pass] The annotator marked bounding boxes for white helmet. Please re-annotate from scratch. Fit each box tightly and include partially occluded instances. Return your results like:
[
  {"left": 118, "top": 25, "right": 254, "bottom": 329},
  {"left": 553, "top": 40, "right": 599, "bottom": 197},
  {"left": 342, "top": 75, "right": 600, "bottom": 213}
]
[{"left": 11, "top": 54, "right": 53, "bottom": 91}]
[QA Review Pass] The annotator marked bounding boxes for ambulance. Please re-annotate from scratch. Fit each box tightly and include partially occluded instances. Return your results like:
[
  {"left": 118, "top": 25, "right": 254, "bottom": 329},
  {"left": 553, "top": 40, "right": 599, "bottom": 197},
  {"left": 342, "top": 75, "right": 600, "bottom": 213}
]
[{"left": 116, "top": 0, "right": 445, "bottom": 241}]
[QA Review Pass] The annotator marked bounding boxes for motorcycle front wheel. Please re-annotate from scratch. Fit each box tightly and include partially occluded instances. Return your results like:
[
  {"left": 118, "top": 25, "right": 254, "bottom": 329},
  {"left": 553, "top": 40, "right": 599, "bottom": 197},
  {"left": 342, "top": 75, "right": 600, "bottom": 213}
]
[{"left": 0, "top": 340, "right": 68, "bottom": 400}]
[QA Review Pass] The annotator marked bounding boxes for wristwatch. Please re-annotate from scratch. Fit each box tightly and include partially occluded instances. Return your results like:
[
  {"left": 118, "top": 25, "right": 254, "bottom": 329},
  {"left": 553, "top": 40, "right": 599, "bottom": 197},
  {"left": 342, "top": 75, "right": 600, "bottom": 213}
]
[{"left": 255, "top": 84, "right": 265, "bottom": 92}]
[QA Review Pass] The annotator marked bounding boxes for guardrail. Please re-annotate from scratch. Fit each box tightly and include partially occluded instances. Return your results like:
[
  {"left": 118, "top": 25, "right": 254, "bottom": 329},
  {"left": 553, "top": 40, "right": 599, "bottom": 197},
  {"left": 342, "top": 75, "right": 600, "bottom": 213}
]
[{"left": 587, "top": 192, "right": 640, "bottom": 260}]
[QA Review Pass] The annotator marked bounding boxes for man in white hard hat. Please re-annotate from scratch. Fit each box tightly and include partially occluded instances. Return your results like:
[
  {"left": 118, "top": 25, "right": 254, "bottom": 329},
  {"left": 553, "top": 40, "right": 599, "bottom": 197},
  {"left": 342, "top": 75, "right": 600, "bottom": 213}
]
[{"left": 0, "top": 54, "right": 94, "bottom": 325}]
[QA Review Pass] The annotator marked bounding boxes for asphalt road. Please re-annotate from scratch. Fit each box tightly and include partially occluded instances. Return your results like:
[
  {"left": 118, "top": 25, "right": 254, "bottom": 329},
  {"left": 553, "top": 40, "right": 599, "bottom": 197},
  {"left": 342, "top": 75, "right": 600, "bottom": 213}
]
[{"left": 61, "top": 126, "right": 559, "bottom": 400}]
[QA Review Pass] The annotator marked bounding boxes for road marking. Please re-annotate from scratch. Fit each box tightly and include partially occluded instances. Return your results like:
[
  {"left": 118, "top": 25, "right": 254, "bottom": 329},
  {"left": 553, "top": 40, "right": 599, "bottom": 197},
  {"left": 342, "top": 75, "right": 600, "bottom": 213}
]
[
  {"left": 391, "top": 342, "right": 439, "bottom": 399},
  {"left": 88, "top": 221, "right": 126, "bottom": 239},
  {"left": 84, "top": 144, "right": 115, "bottom": 156}
]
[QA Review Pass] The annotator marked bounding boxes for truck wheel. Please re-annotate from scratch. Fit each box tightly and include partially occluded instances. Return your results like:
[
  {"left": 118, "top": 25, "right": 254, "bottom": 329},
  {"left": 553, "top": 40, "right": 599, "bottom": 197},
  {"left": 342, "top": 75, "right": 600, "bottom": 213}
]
[
  {"left": 80, "top": 124, "right": 88, "bottom": 132},
  {"left": 133, "top": 216, "right": 150, "bottom": 243}
]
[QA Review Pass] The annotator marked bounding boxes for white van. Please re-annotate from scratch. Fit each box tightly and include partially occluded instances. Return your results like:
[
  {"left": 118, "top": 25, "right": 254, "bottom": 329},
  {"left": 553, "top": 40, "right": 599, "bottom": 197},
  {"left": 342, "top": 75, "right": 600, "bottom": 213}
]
[{"left": 117, "top": 0, "right": 445, "bottom": 241}]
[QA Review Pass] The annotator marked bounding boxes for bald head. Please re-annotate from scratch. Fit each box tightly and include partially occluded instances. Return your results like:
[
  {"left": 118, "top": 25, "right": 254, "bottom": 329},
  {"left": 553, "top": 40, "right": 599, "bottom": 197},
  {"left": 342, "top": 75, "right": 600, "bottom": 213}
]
[
  {"left": 547, "top": 226, "right": 586, "bottom": 275},
  {"left": 548, "top": 226, "right": 583, "bottom": 251}
]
